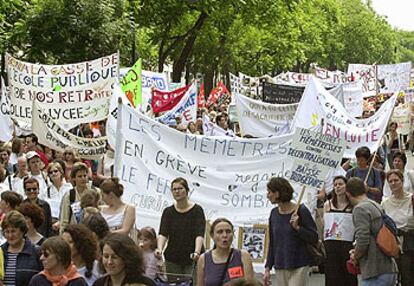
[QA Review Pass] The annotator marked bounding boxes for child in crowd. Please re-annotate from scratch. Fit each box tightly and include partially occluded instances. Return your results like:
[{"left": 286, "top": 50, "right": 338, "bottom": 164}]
[{"left": 139, "top": 227, "right": 165, "bottom": 281}]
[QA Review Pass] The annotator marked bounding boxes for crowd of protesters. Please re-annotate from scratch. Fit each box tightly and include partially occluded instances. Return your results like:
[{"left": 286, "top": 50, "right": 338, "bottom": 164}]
[{"left": 0, "top": 98, "right": 413, "bottom": 286}]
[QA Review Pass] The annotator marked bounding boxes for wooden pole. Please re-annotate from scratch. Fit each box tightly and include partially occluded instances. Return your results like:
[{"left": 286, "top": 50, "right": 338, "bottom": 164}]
[
  {"left": 364, "top": 149, "right": 378, "bottom": 184},
  {"left": 294, "top": 185, "right": 306, "bottom": 215}
]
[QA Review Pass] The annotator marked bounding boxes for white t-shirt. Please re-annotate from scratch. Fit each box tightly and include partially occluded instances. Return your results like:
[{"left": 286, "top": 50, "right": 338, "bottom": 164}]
[
  {"left": 44, "top": 182, "right": 72, "bottom": 218},
  {"left": 77, "top": 260, "right": 102, "bottom": 286}
]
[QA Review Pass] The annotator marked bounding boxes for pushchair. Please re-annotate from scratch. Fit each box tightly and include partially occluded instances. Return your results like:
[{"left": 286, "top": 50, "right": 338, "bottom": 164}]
[{"left": 155, "top": 263, "right": 195, "bottom": 286}]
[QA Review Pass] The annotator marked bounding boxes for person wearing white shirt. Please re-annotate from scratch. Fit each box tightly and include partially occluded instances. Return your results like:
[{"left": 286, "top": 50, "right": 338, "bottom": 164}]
[
  {"left": 4, "top": 155, "right": 28, "bottom": 197},
  {"left": 26, "top": 151, "right": 48, "bottom": 199}
]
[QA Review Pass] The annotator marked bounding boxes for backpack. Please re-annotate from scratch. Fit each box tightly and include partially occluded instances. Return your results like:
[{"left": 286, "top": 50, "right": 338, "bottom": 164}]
[{"left": 369, "top": 201, "right": 400, "bottom": 258}]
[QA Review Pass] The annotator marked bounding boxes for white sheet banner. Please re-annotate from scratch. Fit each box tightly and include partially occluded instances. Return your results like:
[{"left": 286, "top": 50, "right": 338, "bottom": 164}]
[
  {"left": 392, "top": 103, "right": 411, "bottom": 135},
  {"left": 235, "top": 93, "right": 296, "bottom": 137},
  {"left": 32, "top": 102, "right": 107, "bottom": 160},
  {"left": 291, "top": 77, "right": 397, "bottom": 158},
  {"left": 347, "top": 64, "right": 377, "bottom": 97},
  {"left": 377, "top": 62, "right": 411, "bottom": 93},
  {"left": 0, "top": 79, "right": 13, "bottom": 142},
  {"left": 202, "top": 115, "right": 235, "bottom": 137},
  {"left": 157, "top": 83, "right": 197, "bottom": 125},
  {"left": 114, "top": 104, "right": 317, "bottom": 228},
  {"left": 238, "top": 72, "right": 262, "bottom": 99},
  {"left": 329, "top": 81, "right": 364, "bottom": 117},
  {"left": 6, "top": 53, "right": 118, "bottom": 125}
]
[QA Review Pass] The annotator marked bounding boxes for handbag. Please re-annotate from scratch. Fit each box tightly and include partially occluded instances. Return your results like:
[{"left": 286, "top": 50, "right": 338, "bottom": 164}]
[
  {"left": 346, "top": 259, "right": 361, "bottom": 275},
  {"left": 306, "top": 239, "right": 326, "bottom": 266}
]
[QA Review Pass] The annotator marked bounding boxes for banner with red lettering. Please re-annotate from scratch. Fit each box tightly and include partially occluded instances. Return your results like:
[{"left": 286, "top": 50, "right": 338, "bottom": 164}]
[
  {"left": 151, "top": 84, "right": 190, "bottom": 113},
  {"left": 291, "top": 77, "right": 397, "bottom": 158}
]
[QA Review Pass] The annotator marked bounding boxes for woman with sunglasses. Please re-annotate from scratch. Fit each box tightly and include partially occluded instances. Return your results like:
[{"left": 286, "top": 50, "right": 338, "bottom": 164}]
[
  {"left": 29, "top": 236, "right": 87, "bottom": 286},
  {"left": 45, "top": 162, "right": 72, "bottom": 233},
  {"left": 63, "top": 149, "right": 81, "bottom": 181}
]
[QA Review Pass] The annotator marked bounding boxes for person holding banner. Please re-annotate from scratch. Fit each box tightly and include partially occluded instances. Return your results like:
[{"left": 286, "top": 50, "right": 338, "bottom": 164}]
[
  {"left": 264, "top": 177, "right": 318, "bottom": 286},
  {"left": 156, "top": 177, "right": 206, "bottom": 281},
  {"left": 346, "top": 146, "right": 383, "bottom": 203},
  {"left": 323, "top": 176, "right": 357, "bottom": 286},
  {"left": 197, "top": 218, "right": 254, "bottom": 286},
  {"left": 381, "top": 169, "right": 414, "bottom": 286}
]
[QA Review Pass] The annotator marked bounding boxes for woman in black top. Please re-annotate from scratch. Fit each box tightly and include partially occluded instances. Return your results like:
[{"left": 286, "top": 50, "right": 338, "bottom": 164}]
[
  {"left": 156, "top": 177, "right": 206, "bottom": 278},
  {"left": 93, "top": 233, "right": 155, "bottom": 286},
  {"left": 323, "top": 176, "right": 357, "bottom": 286}
]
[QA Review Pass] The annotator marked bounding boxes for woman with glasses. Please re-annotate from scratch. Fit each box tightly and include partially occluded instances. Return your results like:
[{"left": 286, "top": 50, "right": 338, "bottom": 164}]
[
  {"left": 99, "top": 178, "right": 135, "bottom": 235},
  {"left": 29, "top": 236, "right": 87, "bottom": 286},
  {"left": 63, "top": 149, "right": 81, "bottom": 181},
  {"left": 156, "top": 177, "right": 206, "bottom": 280},
  {"left": 1, "top": 210, "right": 42, "bottom": 286},
  {"left": 45, "top": 162, "right": 72, "bottom": 234}
]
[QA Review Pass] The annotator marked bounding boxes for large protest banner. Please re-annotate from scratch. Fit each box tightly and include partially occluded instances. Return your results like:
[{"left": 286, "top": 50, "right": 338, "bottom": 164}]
[
  {"left": 151, "top": 84, "right": 190, "bottom": 113},
  {"left": 262, "top": 82, "right": 304, "bottom": 104},
  {"left": 6, "top": 53, "right": 119, "bottom": 126},
  {"left": 328, "top": 81, "right": 364, "bottom": 117},
  {"left": 235, "top": 93, "right": 297, "bottom": 137},
  {"left": 113, "top": 103, "right": 317, "bottom": 228},
  {"left": 377, "top": 62, "right": 412, "bottom": 94},
  {"left": 287, "top": 128, "right": 345, "bottom": 189},
  {"left": 347, "top": 64, "right": 377, "bottom": 97},
  {"left": 0, "top": 78, "right": 13, "bottom": 142},
  {"left": 157, "top": 83, "right": 197, "bottom": 125},
  {"left": 32, "top": 102, "right": 107, "bottom": 159},
  {"left": 202, "top": 115, "right": 235, "bottom": 137},
  {"left": 291, "top": 77, "right": 397, "bottom": 158}
]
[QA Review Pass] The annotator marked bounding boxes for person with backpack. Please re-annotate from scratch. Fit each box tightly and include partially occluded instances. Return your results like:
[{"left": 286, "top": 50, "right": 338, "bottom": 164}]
[
  {"left": 346, "top": 146, "right": 383, "bottom": 203},
  {"left": 381, "top": 169, "right": 414, "bottom": 286},
  {"left": 346, "top": 177, "right": 398, "bottom": 286},
  {"left": 59, "top": 162, "right": 98, "bottom": 234}
]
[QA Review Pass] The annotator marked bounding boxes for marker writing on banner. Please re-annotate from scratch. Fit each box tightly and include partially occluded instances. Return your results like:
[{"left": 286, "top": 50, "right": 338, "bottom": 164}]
[
  {"left": 120, "top": 164, "right": 138, "bottom": 184},
  {"left": 221, "top": 193, "right": 272, "bottom": 208},
  {"left": 128, "top": 114, "right": 161, "bottom": 141},
  {"left": 130, "top": 193, "right": 169, "bottom": 213},
  {"left": 123, "top": 140, "right": 143, "bottom": 158},
  {"left": 154, "top": 150, "right": 207, "bottom": 178}
]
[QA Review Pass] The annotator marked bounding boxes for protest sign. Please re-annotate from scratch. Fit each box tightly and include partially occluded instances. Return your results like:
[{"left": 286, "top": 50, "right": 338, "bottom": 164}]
[
  {"left": 392, "top": 103, "right": 411, "bottom": 135},
  {"left": 32, "top": 102, "right": 107, "bottom": 159},
  {"left": 287, "top": 128, "right": 346, "bottom": 189},
  {"left": 208, "top": 81, "right": 230, "bottom": 105},
  {"left": 120, "top": 59, "right": 142, "bottom": 107},
  {"left": 291, "top": 77, "right": 397, "bottom": 158},
  {"left": 157, "top": 83, "right": 197, "bottom": 125},
  {"left": 238, "top": 72, "right": 262, "bottom": 99},
  {"left": 151, "top": 84, "right": 190, "bottom": 113},
  {"left": 323, "top": 213, "right": 354, "bottom": 241},
  {"left": 377, "top": 62, "right": 411, "bottom": 94},
  {"left": 113, "top": 103, "right": 317, "bottom": 228},
  {"left": 229, "top": 72, "right": 241, "bottom": 95},
  {"left": 202, "top": 115, "right": 235, "bottom": 137},
  {"left": 347, "top": 64, "right": 377, "bottom": 97},
  {"left": 6, "top": 53, "right": 118, "bottom": 126},
  {"left": 0, "top": 78, "right": 13, "bottom": 142},
  {"left": 262, "top": 82, "right": 304, "bottom": 104},
  {"left": 235, "top": 93, "right": 296, "bottom": 137},
  {"left": 314, "top": 66, "right": 350, "bottom": 84},
  {"left": 329, "top": 81, "right": 364, "bottom": 117}
]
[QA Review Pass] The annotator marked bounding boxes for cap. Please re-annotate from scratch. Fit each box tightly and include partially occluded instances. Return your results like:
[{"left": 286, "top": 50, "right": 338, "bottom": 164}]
[{"left": 26, "top": 151, "right": 40, "bottom": 160}]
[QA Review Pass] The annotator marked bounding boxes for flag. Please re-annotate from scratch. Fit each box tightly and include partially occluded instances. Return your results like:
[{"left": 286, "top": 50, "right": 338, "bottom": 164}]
[
  {"left": 151, "top": 84, "right": 191, "bottom": 113},
  {"left": 208, "top": 81, "right": 230, "bottom": 106},
  {"left": 198, "top": 83, "right": 205, "bottom": 108},
  {"left": 120, "top": 58, "right": 142, "bottom": 107}
]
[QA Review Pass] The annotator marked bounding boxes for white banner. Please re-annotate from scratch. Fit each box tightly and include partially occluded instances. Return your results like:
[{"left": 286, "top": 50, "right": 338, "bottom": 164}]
[
  {"left": 114, "top": 104, "right": 317, "bottom": 229},
  {"left": 0, "top": 78, "right": 13, "bottom": 142},
  {"left": 157, "top": 83, "right": 197, "bottom": 125},
  {"left": 235, "top": 93, "right": 296, "bottom": 137},
  {"left": 288, "top": 128, "right": 346, "bottom": 189},
  {"left": 347, "top": 64, "right": 377, "bottom": 97},
  {"left": 291, "top": 77, "right": 397, "bottom": 158},
  {"left": 329, "top": 81, "right": 364, "bottom": 117},
  {"left": 202, "top": 115, "right": 235, "bottom": 137},
  {"left": 6, "top": 53, "right": 119, "bottom": 126},
  {"left": 392, "top": 103, "right": 411, "bottom": 135},
  {"left": 32, "top": 102, "right": 107, "bottom": 159},
  {"left": 377, "top": 62, "right": 412, "bottom": 93}
]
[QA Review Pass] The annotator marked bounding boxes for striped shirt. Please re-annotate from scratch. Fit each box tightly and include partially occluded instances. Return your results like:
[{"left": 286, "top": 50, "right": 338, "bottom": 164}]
[{"left": 4, "top": 252, "right": 18, "bottom": 286}]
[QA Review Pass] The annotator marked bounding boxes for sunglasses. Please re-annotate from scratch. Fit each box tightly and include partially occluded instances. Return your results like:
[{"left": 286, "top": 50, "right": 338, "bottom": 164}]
[
  {"left": 25, "top": 188, "right": 38, "bottom": 192},
  {"left": 48, "top": 169, "right": 59, "bottom": 175}
]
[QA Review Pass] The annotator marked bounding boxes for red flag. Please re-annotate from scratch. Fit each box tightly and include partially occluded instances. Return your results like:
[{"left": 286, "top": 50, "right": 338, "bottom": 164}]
[
  {"left": 151, "top": 84, "right": 190, "bottom": 113},
  {"left": 207, "top": 81, "right": 230, "bottom": 105},
  {"left": 198, "top": 83, "right": 205, "bottom": 108}
]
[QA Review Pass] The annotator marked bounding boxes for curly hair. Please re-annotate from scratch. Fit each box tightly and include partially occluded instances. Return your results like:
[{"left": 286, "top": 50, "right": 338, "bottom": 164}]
[
  {"left": 100, "top": 233, "right": 144, "bottom": 283},
  {"left": 82, "top": 213, "right": 109, "bottom": 241},
  {"left": 64, "top": 224, "right": 98, "bottom": 278},
  {"left": 17, "top": 202, "right": 45, "bottom": 229}
]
